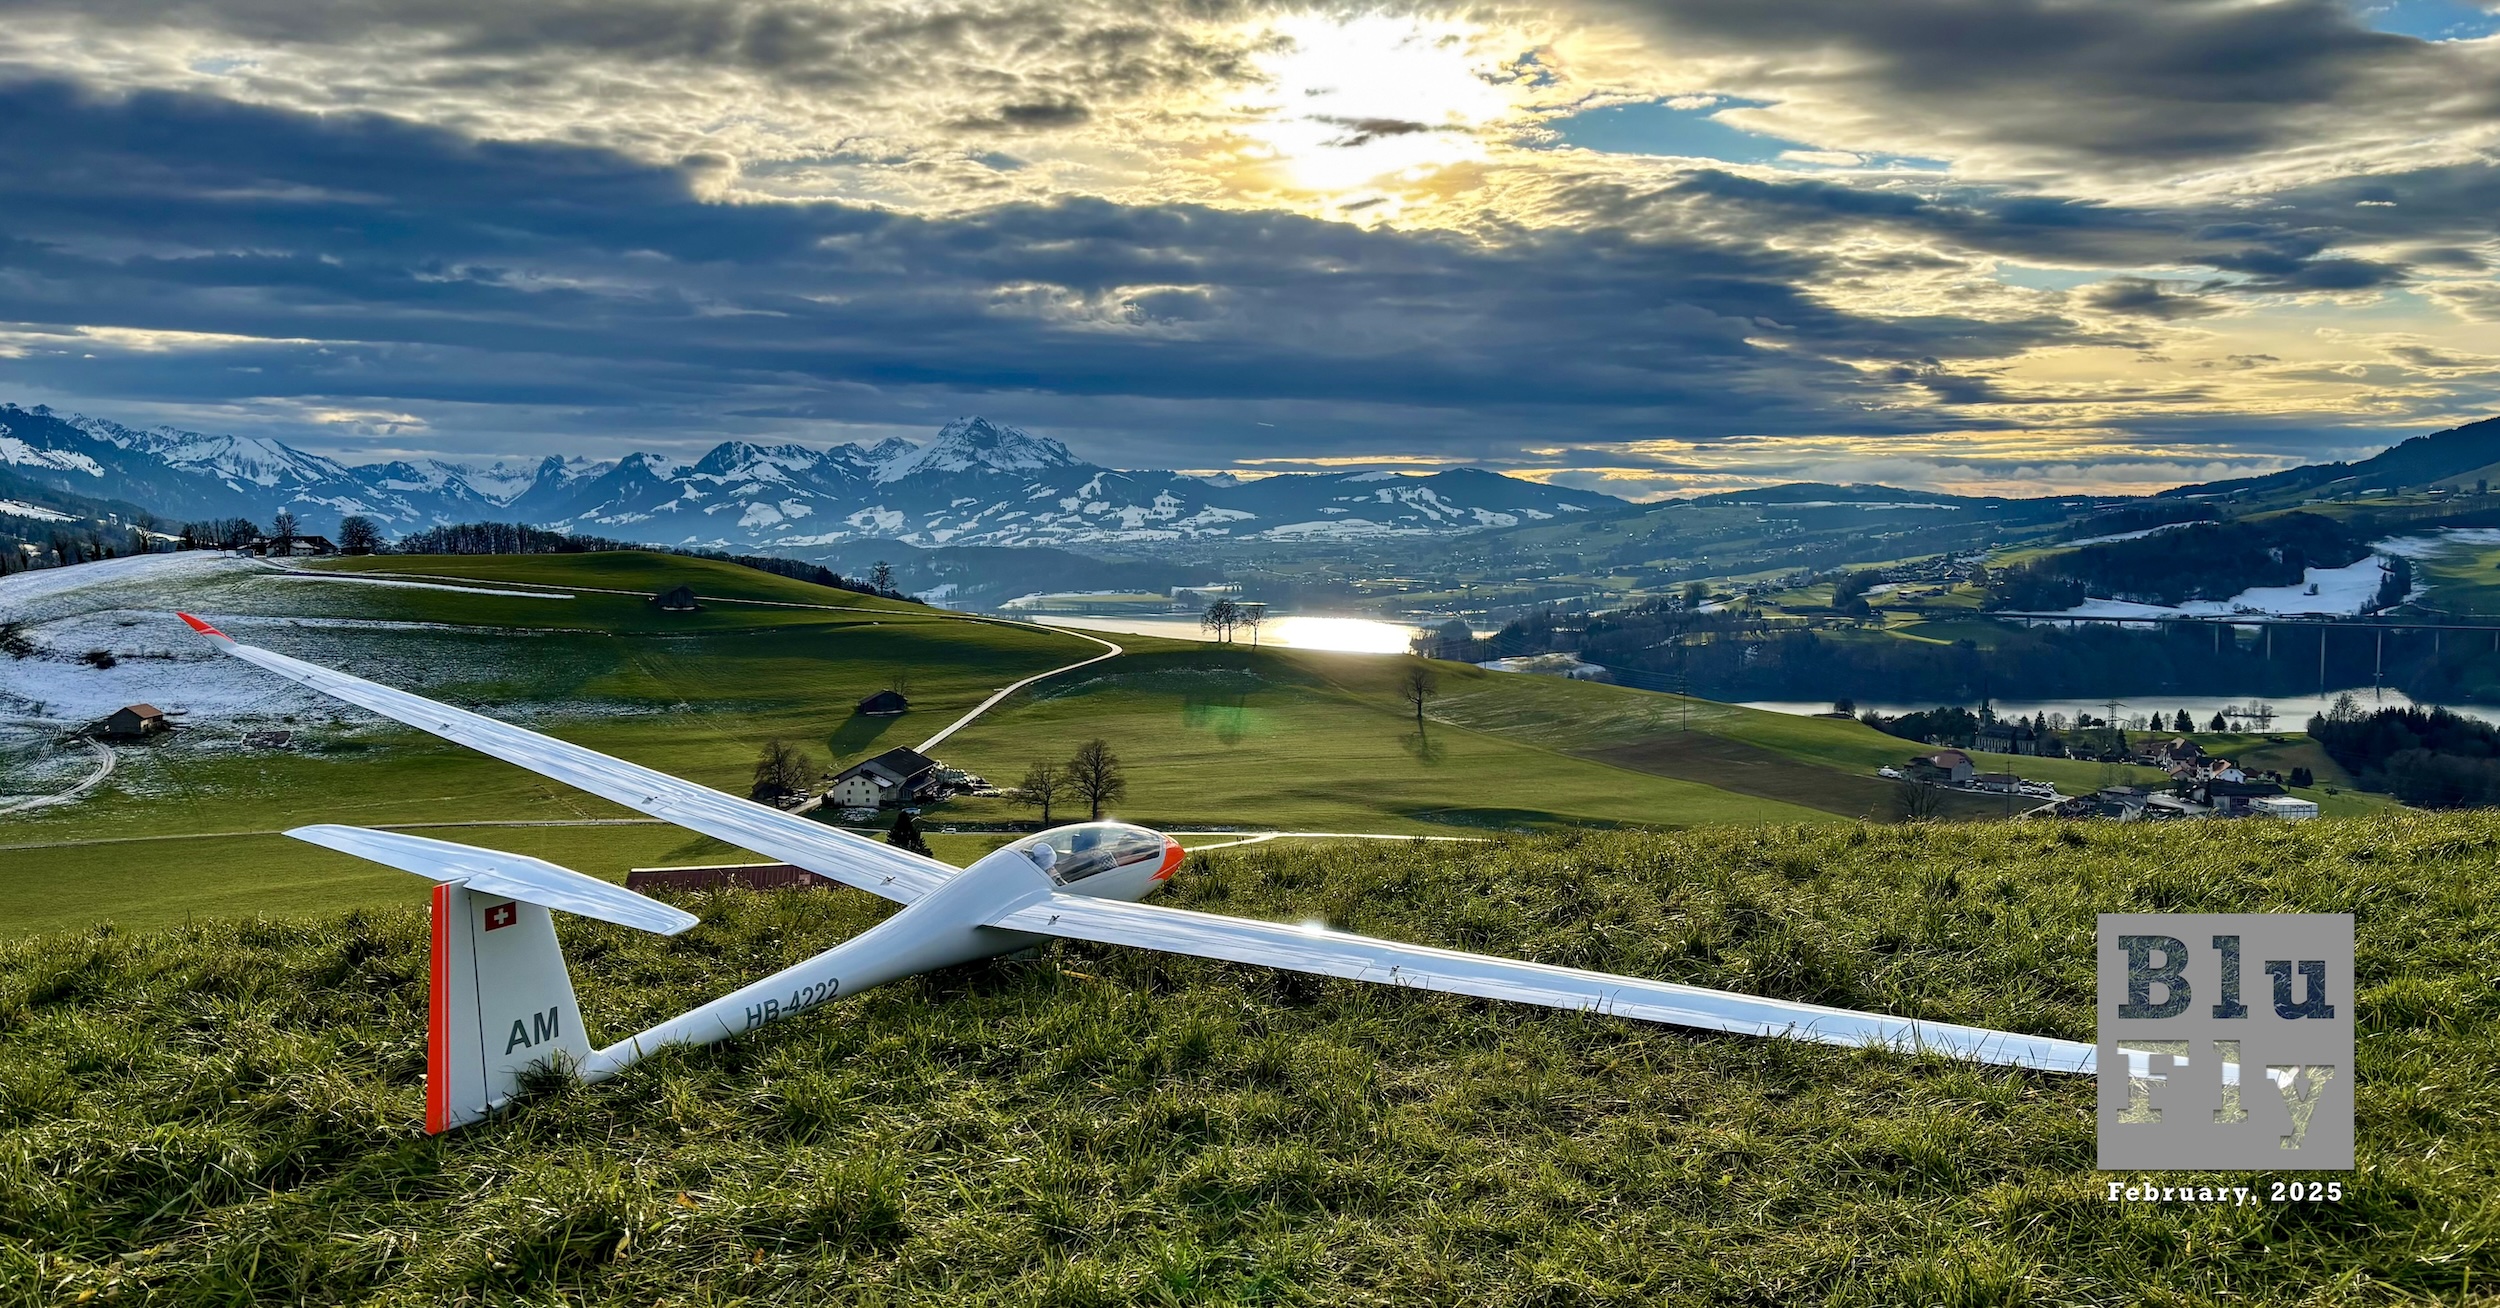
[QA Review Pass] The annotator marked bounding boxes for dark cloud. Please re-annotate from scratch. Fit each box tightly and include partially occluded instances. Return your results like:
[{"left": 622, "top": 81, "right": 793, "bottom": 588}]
[
  {"left": 2081, "top": 277, "right": 2226, "bottom": 321},
  {"left": 1318, "top": 117, "right": 1436, "bottom": 147},
  {"left": 1585, "top": 0, "right": 2442, "bottom": 172},
  {"left": 0, "top": 77, "right": 2078, "bottom": 464}
]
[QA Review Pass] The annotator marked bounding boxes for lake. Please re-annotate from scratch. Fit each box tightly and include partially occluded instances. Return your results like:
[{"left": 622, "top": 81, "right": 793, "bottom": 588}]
[{"left": 1740, "top": 688, "right": 2500, "bottom": 729}]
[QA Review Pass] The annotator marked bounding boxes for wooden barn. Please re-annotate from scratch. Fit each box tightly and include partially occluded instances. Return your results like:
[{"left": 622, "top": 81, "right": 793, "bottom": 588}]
[{"left": 99, "top": 704, "right": 168, "bottom": 739}]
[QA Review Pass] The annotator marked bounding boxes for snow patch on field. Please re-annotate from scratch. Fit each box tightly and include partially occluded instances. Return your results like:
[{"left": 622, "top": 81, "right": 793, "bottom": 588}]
[
  {"left": 0, "top": 499, "right": 77, "bottom": 523},
  {"left": 0, "top": 551, "right": 256, "bottom": 613},
  {"left": 2020, "top": 554, "right": 2398, "bottom": 620},
  {"left": 2061, "top": 521, "right": 2199, "bottom": 548},
  {"left": 2375, "top": 527, "right": 2500, "bottom": 559}
]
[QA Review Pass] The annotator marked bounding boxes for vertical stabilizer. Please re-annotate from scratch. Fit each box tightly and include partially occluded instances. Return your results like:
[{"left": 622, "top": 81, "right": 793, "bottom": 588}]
[{"left": 425, "top": 881, "right": 591, "bottom": 1133}]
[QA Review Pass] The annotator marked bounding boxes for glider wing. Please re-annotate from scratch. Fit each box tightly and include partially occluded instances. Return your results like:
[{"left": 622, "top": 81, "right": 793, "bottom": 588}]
[
  {"left": 177, "top": 613, "right": 952, "bottom": 904},
  {"left": 990, "top": 894, "right": 2097, "bottom": 1073}
]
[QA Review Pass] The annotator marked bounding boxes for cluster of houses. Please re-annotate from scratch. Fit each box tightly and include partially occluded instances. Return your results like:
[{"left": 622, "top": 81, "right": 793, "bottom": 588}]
[
  {"left": 1890, "top": 735, "right": 2320, "bottom": 822},
  {"left": 1892, "top": 749, "right": 2056, "bottom": 799},
  {"left": 1890, "top": 730, "right": 2320, "bottom": 825}
]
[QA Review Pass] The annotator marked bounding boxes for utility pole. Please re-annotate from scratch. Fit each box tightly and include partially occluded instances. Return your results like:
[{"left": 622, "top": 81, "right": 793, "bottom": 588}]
[
  {"left": 2319, "top": 626, "right": 2328, "bottom": 694},
  {"left": 2375, "top": 628, "right": 2385, "bottom": 700}
]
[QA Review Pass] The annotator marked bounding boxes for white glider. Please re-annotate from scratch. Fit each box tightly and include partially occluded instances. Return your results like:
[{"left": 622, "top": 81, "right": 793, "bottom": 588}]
[{"left": 177, "top": 611, "right": 2098, "bottom": 1133}]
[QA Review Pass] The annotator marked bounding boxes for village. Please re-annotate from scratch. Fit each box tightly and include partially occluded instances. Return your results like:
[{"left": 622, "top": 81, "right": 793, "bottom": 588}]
[{"left": 1882, "top": 732, "right": 2320, "bottom": 822}]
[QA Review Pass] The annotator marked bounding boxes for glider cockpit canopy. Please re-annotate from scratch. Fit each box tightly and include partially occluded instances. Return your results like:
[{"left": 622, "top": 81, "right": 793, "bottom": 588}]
[{"left": 1009, "top": 822, "right": 1175, "bottom": 887}]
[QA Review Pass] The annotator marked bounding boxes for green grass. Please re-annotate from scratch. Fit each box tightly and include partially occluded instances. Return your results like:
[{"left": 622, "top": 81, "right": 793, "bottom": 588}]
[
  {"left": 0, "top": 551, "right": 2415, "bottom": 936},
  {"left": 930, "top": 647, "right": 1820, "bottom": 833},
  {"left": 7, "top": 814, "right": 2497, "bottom": 1304},
  {"left": 1419, "top": 666, "right": 2172, "bottom": 816}
]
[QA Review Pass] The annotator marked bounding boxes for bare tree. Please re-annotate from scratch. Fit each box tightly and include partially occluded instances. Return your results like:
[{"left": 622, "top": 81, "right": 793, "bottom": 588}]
[
  {"left": 869, "top": 560, "right": 895, "bottom": 593},
  {"left": 269, "top": 508, "right": 299, "bottom": 554},
  {"left": 749, "top": 738, "right": 816, "bottom": 804},
  {"left": 1018, "top": 759, "right": 1066, "bottom": 825},
  {"left": 1891, "top": 779, "right": 1946, "bottom": 822},
  {"left": 1200, "top": 598, "right": 1240, "bottom": 643},
  {"left": 337, "top": 515, "right": 384, "bottom": 555},
  {"left": 1399, "top": 661, "right": 1440, "bottom": 726},
  {"left": 1237, "top": 601, "right": 1266, "bottom": 647},
  {"left": 1066, "top": 738, "right": 1127, "bottom": 819}
]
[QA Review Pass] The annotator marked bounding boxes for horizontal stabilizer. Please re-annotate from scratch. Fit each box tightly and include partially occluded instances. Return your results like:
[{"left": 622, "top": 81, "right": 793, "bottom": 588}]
[{"left": 288, "top": 824, "right": 698, "bottom": 935}]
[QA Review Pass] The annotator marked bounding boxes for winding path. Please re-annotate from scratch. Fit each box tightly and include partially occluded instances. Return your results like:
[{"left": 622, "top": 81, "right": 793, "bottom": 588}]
[{"left": 0, "top": 727, "right": 114, "bottom": 817}]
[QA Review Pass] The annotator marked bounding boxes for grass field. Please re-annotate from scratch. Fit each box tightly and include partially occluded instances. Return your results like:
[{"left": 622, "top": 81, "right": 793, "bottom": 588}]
[
  {"left": 2, "top": 553, "right": 1826, "bottom": 935},
  {"left": 0, "top": 551, "right": 2407, "bottom": 937},
  {"left": 6, "top": 814, "right": 2494, "bottom": 1304}
]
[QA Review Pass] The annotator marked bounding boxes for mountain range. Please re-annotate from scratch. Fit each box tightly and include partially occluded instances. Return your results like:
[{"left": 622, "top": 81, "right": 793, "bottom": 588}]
[{"left": 0, "top": 407, "right": 1621, "bottom": 554}]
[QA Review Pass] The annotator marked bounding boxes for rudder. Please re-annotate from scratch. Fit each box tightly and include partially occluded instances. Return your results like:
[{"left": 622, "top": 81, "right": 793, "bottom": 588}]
[{"left": 426, "top": 881, "right": 591, "bottom": 1133}]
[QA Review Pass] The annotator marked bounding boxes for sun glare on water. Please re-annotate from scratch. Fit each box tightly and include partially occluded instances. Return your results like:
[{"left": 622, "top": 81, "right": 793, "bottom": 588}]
[{"left": 1237, "top": 14, "right": 1530, "bottom": 197}]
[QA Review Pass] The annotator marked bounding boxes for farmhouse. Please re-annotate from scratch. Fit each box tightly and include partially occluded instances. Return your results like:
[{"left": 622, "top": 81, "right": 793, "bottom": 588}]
[
  {"left": 828, "top": 746, "right": 937, "bottom": 809},
  {"left": 1907, "top": 749, "right": 1974, "bottom": 785},
  {"left": 247, "top": 535, "right": 336, "bottom": 557},
  {"left": 652, "top": 584, "right": 701, "bottom": 612},
  {"left": 99, "top": 704, "right": 167, "bottom": 739},
  {"left": 1970, "top": 771, "right": 2023, "bottom": 794},
  {"left": 856, "top": 689, "right": 909, "bottom": 716}
]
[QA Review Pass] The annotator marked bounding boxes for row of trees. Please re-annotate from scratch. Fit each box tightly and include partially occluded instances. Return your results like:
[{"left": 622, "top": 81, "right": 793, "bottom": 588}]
[
  {"left": 1016, "top": 739, "right": 1127, "bottom": 822},
  {"left": 1199, "top": 598, "right": 1266, "bottom": 644}
]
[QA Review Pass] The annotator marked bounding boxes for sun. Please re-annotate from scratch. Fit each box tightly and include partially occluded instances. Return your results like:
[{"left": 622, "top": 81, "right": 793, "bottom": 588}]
[{"left": 1233, "top": 13, "right": 1535, "bottom": 197}]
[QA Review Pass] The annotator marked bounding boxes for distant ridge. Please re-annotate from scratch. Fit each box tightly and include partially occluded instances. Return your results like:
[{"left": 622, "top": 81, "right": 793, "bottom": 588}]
[
  {"left": 0, "top": 405, "right": 1626, "bottom": 553},
  {"left": 2159, "top": 414, "right": 2500, "bottom": 500}
]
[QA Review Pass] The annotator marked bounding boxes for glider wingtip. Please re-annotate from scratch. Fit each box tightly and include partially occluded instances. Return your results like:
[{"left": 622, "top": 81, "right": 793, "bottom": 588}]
[{"left": 175, "top": 611, "right": 231, "bottom": 641}]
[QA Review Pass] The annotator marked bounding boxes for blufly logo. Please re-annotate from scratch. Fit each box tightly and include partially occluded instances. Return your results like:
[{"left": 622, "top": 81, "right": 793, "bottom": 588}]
[
  {"left": 2098, "top": 914, "right": 2353, "bottom": 1170},
  {"left": 483, "top": 902, "right": 519, "bottom": 931}
]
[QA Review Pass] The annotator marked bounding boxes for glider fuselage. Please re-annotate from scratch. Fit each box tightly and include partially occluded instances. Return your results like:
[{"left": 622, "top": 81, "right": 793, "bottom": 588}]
[{"left": 578, "top": 823, "right": 1182, "bottom": 1081}]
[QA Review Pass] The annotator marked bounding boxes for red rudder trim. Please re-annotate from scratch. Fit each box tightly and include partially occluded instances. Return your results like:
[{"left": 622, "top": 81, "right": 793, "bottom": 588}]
[{"left": 426, "top": 882, "right": 451, "bottom": 1134}]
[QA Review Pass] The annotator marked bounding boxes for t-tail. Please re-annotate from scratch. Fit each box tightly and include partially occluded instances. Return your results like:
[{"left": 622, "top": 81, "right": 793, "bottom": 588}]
[{"left": 287, "top": 824, "right": 698, "bottom": 1132}]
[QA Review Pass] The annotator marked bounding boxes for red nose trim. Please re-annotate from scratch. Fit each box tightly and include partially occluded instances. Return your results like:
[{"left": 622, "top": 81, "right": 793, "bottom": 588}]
[
  {"left": 176, "top": 612, "right": 228, "bottom": 639},
  {"left": 1153, "top": 837, "right": 1184, "bottom": 880}
]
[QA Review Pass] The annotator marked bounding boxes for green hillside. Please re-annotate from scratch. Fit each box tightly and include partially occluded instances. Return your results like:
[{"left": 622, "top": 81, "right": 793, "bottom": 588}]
[
  {"left": 3, "top": 552, "right": 1818, "bottom": 935},
  {"left": 7, "top": 816, "right": 2494, "bottom": 1304},
  {"left": 0, "top": 551, "right": 2401, "bottom": 936}
]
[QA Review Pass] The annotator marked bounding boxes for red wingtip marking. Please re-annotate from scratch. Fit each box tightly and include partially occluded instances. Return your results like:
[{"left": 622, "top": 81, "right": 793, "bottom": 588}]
[
  {"left": 425, "top": 883, "right": 451, "bottom": 1135},
  {"left": 176, "top": 612, "right": 228, "bottom": 639},
  {"left": 1154, "top": 837, "right": 1184, "bottom": 881}
]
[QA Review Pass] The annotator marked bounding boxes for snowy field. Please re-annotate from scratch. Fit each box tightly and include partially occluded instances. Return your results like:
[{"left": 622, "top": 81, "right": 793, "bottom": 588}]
[
  {"left": 0, "top": 554, "right": 617, "bottom": 728},
  {"left": 2019, "top": 554, "right": 2402, "bottom": 621}
]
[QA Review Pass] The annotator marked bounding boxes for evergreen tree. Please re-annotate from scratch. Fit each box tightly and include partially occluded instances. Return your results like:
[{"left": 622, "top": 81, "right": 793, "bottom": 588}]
[{"left": 885, "top": 808, "right": 932, "bottom": 856}]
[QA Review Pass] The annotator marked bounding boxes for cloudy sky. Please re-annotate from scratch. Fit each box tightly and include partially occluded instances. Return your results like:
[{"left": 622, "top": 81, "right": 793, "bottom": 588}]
[{"left": 3, "top": 0, "right": 2499, "bottom": 497}]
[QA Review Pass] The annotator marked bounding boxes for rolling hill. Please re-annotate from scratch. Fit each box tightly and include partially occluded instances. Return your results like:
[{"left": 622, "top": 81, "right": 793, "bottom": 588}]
[{"left": 0, "top": 549, "right": 2207, "bottom": 936}]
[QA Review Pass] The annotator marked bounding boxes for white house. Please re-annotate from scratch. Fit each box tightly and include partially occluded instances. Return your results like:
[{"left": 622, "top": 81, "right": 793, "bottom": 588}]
[{"left": 827, "top": 746, "right": 938, "bottom": 810}]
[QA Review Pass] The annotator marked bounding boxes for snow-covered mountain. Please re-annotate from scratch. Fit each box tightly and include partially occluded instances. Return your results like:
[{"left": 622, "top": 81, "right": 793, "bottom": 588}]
[{"left": 0, "top": 404, "right": 1627, "bottom": 552}]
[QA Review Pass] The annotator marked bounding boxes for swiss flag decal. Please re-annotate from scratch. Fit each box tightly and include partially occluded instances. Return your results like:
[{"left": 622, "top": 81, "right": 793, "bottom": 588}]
[{"left": 484, "top": 901, "right": 519, "bottom": 931}]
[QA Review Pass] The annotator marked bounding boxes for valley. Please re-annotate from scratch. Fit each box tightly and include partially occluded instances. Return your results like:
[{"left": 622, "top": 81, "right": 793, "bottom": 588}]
[{"left": 0, "top": 550, "right": 2225, "bottom": 937}]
